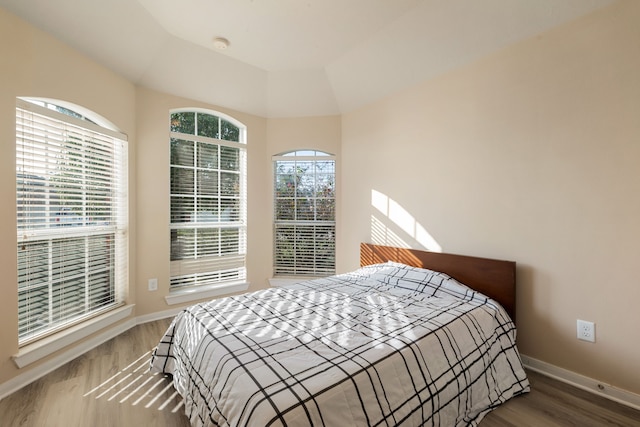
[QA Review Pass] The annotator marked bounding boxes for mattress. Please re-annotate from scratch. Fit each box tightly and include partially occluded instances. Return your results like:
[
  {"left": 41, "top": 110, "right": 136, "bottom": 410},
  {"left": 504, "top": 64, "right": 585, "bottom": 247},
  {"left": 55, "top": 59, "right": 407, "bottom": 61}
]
[{"left": 150, "top": 262, "right": 529, "bottom": 426}]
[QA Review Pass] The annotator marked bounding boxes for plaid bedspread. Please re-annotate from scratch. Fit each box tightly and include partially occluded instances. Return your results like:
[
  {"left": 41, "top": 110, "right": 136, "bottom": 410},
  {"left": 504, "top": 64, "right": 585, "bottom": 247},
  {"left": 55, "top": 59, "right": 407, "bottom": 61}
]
[{"left": 150, "top": 262, "right": 529, "bottom": 426}]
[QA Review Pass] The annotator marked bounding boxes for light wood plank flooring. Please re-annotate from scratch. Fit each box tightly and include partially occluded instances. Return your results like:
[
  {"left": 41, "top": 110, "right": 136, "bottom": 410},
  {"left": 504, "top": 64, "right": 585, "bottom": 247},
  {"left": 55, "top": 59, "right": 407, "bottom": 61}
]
[{"left": 1, "top": 318, "right": 639, "bottom": 426}]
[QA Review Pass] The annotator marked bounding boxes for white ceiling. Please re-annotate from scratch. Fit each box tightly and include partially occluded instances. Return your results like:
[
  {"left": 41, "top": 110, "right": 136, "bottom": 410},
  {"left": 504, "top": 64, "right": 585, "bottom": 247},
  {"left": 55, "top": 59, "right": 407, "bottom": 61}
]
[{"left": 1, "top": 0, "right": 614, "bottom": 118}]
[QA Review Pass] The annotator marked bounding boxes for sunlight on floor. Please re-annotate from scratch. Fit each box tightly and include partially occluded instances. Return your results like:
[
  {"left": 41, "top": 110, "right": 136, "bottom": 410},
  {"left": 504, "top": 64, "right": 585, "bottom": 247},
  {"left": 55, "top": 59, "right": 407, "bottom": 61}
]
[{"left": 83, "top": 348, "right": 184, "bottom": 413}]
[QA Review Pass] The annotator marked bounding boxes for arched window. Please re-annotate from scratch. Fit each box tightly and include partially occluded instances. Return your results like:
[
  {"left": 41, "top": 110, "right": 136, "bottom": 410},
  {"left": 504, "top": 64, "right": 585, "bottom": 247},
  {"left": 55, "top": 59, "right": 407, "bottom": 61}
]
[
  {"left": 169, "top": 109, "right": 247, "bottom": 290},
  {"left": 16, "top": 97, "right": 128, "bottom": 344},
  {"left": 273, "top": 150, "right": 335, "bottom": 276}
]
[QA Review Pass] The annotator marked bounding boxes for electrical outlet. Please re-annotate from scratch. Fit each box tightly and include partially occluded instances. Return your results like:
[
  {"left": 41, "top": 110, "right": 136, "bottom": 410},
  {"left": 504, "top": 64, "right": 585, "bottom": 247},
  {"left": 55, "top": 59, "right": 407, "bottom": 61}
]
[
  {"left": 148, "top": 278, "right": 158, "bottom": 291},
  {"left": 577, "top": 319, "right": 595, "bottom": 342}
]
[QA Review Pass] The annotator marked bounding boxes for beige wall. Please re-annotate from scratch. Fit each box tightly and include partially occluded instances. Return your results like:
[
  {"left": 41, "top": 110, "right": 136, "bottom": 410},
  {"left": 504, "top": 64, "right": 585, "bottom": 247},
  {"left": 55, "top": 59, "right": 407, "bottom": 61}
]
[
  {"left": 0, "top": 8, "right": 342, "bottom": 389},
  {"left": 340, "top": 0, "right": 640, "bottom": 394},
  {"left": 0, "top": 9, "right": 137, "bottom": 384}
]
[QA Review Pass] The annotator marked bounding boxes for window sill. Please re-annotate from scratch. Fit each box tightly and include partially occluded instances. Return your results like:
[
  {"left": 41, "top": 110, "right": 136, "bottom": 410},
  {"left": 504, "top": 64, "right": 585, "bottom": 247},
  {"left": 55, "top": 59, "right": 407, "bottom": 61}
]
[
  {"left": 268, "top": 277, "right": 309, "bottom": 287},
  {"left": 165, "top": 281, "right": 250, "bottom": 306},
  {"left": 13, "top": 304, "right": 135, "bottom": 369}
]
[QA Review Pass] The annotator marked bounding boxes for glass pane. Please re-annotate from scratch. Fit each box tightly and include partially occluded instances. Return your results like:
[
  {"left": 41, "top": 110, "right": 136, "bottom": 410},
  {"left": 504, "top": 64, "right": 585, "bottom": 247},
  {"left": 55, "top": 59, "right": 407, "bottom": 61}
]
[
  {"left": 315, "top": 160, "right": 335, "bottom": 174},
  {"left": 197, "top": 197, "right": 220, "bottom": 214},
  {"left": 275, "top": 160, "right": 295, "bottom": 175},
  {"left": 197, "top": 170, "right": 219, "bottom": 196},
  {"left": 295, "top": 161, "right": 313, "bottom": 175},
  {"left": 89, "top": 270, "right": 114, "bottom": 310},
  {"left": 197, "top": 113, "right": 219, "bottom": 139},
  {"left": 88, "top": 235, "right": 115, "bottom": 310},
  {"left": 315, "top": 173, "right": 335, "bottom": 197},
  {"left": 316, "top": 198, "right": 335, "bottom": 221},
  {"left": 18, "top": 283, "right": 49, "bottom": 338},
  {"left": 221, "top": 119, "right": 239, "bottom": 142},
  {"left": 17, "top": 175, "right": 48, "bottom": 230},
  {"left": 220, "top": 198, "right": 239, "bottom": 221},
  {"left": 296, "top": 174, "right": 314, "bottom": 197},
  {"left": 170, "top": 196, "right": 194, "bottom": 223},
  {"left": 197, "top": 228, "right": 220, "bottom": 256},
  {"left": 51, "top": 238, "right": 85, "bottom": 283},
  {"left": 220, "top": 172, "right": 239, "bottom": 196},
  {"left": 275, "top": 198, "right": 295, "bottom": 221},
  {"left": 171, "top": 229, "right": 194, "bottom": 260},
  {"left": 55, "top": 105, "right": 83, "bottom": 120},
  {"left": 275, "top": 174, "right": 296, "bottom": 197},
  {"left": 221, "top": 228, "right": 240, "bottom": 254},
  {"left": 17, "top": 242, "right": 49, "bottom": 290},
  {"left": 86, "top": 196, "right": 111, "bottom": 225},
  {"left": 198, "top": 143, "right": 218, "bottom": 170},
  {"left": 171, "top": 139, "right": 194, "bottom": 167},
  {"left": 274, "top": 225, "right": 294, "bottom": 266},
  {"left": 295, "top": 226, "right": 314, "bottom": 253},
  {"left": 171, "top": 112, "right": 195, "bottom": 134},
  {"left": 296, "top": 198, "right": 315, "bottom": 221},
  {"left": 53, "top": 206, "right": 85, "bottom": 227},
  {"left": 52, "top": 276, "right": 85, "bottom": 322},
  {"left": 171, "top": 168, "right": 194, "bottom": 195},
  {"left": 315, "top": 226, "right": 335, "bottom": 255},
  {"left": 220, "top": 146, "right": 239, "bottom": 171}
]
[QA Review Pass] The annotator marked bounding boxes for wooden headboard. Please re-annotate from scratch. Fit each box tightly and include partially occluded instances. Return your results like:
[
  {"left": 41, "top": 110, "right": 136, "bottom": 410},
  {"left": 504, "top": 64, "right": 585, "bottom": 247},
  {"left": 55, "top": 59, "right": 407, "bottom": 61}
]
[{"left": 360, "top": 243, "right": 517, "bottom": 322}]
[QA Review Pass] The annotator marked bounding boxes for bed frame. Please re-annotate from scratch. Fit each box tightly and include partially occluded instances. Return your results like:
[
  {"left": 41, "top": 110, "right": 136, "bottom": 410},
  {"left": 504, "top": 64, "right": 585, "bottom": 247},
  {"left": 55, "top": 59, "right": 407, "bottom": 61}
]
[{"left": 360, "top": 243, "right": 517, "bottom": 322}]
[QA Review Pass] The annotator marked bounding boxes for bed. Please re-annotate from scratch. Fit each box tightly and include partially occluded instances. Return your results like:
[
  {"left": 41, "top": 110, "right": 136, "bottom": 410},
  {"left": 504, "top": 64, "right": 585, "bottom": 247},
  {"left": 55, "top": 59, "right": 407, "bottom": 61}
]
[{"left": 151, "top": 243, "right": 530, "bottom": 426}]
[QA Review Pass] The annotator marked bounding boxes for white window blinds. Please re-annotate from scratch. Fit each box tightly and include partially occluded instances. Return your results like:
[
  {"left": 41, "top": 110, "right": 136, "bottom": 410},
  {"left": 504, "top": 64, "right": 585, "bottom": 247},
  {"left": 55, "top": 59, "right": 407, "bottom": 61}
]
[
  {"left": 16, "top": 99, "right": 128, "bottom": 344},
  {"left": 273, "top": 150, "right": 335, "bottom": 276},
  {"left": 170, "top": 111, "right": 247, "bottom": 290}
]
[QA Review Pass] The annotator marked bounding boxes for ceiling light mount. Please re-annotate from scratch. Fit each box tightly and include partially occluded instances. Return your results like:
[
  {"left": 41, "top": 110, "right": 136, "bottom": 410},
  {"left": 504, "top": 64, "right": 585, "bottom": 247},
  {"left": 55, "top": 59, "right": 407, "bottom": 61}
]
[{"left": 213, "top": 37, "right": 230, "bottom": 50}]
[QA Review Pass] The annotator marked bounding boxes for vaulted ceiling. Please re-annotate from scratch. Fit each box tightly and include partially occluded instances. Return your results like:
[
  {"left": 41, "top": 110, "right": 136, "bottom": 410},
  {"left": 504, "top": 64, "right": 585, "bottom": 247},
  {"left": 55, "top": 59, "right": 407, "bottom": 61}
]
[{"left": 1, "top": 0, "right": 614, "bottom": 118}]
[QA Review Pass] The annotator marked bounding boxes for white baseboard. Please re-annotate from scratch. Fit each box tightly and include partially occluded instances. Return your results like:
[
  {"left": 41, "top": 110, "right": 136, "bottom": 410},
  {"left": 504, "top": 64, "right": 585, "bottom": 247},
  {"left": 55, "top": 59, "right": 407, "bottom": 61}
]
[
  {"left": 521, "top": 354, "right": 640, "bottom": 411},
  {"left": 0, "top": 309, "right": 179, "bottom": 401},
  {"left": 0, "top": 317, "right": 136, "bottom": 400}
]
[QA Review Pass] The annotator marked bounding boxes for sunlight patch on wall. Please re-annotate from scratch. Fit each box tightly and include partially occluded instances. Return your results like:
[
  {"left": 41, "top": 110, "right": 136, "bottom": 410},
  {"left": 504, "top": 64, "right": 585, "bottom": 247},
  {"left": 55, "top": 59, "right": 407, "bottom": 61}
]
[
  {"left": 371, "top": 216, "right": 409, "bottom": 247},
  {"left": 371, "top": 190, "right": 442, "bottom": 252}
]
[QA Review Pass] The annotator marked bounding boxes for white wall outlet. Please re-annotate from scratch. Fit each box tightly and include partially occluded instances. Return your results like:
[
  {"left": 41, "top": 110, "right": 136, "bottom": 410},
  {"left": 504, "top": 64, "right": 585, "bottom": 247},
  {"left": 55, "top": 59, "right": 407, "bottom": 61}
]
[
  {"left": 148, "top": 278, "right": 158, "bottom": 291},
  {"left": 577, "top": 319, "right": 595, "bottom": 342}
]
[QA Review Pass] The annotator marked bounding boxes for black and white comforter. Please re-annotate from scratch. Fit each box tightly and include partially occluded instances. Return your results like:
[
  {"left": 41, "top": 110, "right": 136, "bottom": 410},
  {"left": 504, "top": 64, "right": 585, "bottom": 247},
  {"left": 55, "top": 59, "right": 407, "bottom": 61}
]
[{"left": 150, "top": 262, "right": 529, "bottom": 426}]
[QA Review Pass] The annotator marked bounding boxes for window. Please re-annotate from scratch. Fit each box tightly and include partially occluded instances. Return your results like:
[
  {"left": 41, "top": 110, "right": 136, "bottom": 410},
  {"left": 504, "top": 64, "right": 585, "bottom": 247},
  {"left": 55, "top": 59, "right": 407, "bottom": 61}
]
[
  {"left": 16, "top": 98, "right": 128, "bottom": 345},
  {"left": 273, "top": 150, "right": 335, "bottom": 276},
  {"left": 169, "top": 110, "right": 247, "bottom": 290}
]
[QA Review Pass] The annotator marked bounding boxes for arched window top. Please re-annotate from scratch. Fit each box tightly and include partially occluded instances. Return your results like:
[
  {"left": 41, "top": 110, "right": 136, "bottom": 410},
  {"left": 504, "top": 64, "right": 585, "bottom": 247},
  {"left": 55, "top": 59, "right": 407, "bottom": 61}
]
[
  {"left": 19, "top": 97, "right": 123, "bottom": 134},
  {"left": 170, "top": 109, "right": 246, "bottom": 144},
  {"left": 274, "top": 149, "right": 334, "bottom": 158}
]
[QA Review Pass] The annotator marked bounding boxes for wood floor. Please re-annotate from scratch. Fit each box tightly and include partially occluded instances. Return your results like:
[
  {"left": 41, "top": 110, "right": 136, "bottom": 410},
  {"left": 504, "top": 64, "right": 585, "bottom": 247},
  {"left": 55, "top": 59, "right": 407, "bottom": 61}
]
[{"left": 1, "top": 318, "right": 639, "bottom": 427}]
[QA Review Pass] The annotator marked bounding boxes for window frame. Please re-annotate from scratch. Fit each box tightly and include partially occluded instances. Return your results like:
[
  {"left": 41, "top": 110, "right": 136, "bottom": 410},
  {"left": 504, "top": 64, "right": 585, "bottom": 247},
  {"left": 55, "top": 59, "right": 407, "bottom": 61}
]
[
  {"left": 168, "top": 108, "right": 248, "bottom": 298},
  {"left": 273, "top": 150, "right": 336, "bottom": 277},
  {"left": 15, "top": 97, "right": 128, "bottom": 347}
]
